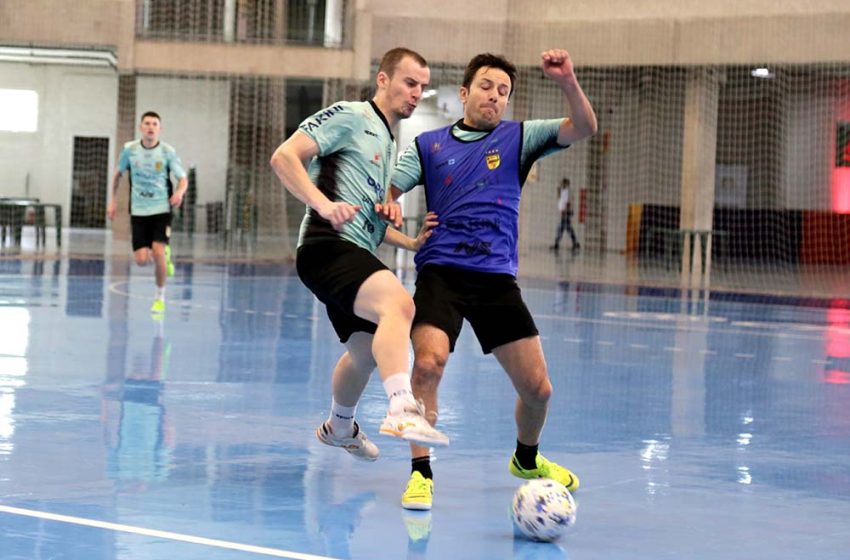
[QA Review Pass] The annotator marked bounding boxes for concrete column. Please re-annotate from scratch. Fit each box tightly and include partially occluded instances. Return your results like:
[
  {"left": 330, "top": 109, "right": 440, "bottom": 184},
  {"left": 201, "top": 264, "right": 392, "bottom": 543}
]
[
  {"left": 352, "top": 8, "right": 372, "bottom": 83},
  {"left": 679, "top": 68, "right": 722, "bottom": 287},
  {"left": 116, "top": 0, "right": 136, "bottom": 71},
  {"left": 274, "top": 0, "right": 287, "bottom": 42},
  {"left": 112, "top": 74, "right": 137, "bottom": 242}
]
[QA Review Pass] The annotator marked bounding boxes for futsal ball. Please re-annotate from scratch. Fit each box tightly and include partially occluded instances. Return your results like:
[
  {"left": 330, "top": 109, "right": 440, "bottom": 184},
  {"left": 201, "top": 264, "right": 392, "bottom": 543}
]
[{"left": 511, "top": 478, "right": 577, "bottom": 542}]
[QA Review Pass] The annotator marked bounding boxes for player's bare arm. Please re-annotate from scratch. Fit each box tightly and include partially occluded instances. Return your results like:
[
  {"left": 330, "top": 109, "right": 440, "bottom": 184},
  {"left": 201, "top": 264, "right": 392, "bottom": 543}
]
[
  {"left": 541, "top": 48, "right": 598, "bottom": 146},
  {"left": 270, "top": 131, "right": 361, "bottom": 231}
]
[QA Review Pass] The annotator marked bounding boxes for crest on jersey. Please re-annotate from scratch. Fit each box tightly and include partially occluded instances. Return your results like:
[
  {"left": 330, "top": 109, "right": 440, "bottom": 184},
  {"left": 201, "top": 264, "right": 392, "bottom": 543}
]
[
  {"left": 485, "top": 149, "right": 500, "bottom": 170},
  {"left": 155, "top": 162, "right": 163, "bottom": 172}
]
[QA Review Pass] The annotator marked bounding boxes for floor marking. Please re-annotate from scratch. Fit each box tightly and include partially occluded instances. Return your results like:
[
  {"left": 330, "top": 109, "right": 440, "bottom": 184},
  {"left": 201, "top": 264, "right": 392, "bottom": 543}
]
[
  {"left": 0, "top": 505, "right": 338, "bottom": 560},
  {"left": 734, "top": 353, "right": 756, "bottom": 359},
  {"left": 772, "top": 356, "right": 793, "bottom": 361},
  {"left": 663, "top": 347, "right": 683, "bottom": 352},
  {"left": 699, "top": 349, "right": 717, "bottom": 355},
  {"left": 105, "top": 280, "right": 838, "bottom": 343},
  {"left": 629, "top": 344, "right": 649, "bottom": 349}
]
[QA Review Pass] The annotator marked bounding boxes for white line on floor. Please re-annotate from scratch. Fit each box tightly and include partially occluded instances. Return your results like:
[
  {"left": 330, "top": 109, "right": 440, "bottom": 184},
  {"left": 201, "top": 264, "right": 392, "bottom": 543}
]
[{"left": 0, "top": 505, "right": 338, "bottom": 560}]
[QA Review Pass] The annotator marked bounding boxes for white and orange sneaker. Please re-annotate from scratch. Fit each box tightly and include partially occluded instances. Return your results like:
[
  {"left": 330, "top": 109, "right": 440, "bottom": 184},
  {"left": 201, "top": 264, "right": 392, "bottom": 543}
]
[
  {"left": 316, "top": 421, "right": 379, "bottom": 461},
  {"left": 379, "top": 401, "right": 449, "bottom": 447}
]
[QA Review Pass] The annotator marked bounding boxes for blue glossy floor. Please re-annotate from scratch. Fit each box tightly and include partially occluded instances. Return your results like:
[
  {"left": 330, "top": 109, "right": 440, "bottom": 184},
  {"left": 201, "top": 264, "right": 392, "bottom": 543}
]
[{"left": 1, "top": 244, "right": 849, "bottom": 559}]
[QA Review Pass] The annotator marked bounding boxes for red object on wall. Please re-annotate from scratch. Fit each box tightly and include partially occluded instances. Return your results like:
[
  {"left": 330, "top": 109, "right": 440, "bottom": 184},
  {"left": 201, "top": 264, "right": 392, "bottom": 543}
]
[
  {"left": 832, "top": 168, "right": 850, "bottom": 214},
  {"left": 579, "top": 188, "right": 587, "bottom": 224},
  {"left": 801, "top": 211, "right": 850, "bottom": 264}
]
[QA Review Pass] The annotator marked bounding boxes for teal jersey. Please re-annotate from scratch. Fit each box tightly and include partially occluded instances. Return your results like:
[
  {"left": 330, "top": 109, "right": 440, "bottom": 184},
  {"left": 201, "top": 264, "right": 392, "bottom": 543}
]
[
  {"left": 296, "top": 100, "right": 395, "bottom": 252},
  {"left": 392, "top": 118, "right": 566, "bottom": 193},
  {"left": 118, "top": 140, "right": 187, "bottom": 216}
]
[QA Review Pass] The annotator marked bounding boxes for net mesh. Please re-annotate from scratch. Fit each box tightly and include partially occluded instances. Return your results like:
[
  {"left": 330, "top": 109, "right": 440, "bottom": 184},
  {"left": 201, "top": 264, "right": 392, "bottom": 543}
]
[{"left": 2, "top": 0, "right": 849, "bottom": 297}]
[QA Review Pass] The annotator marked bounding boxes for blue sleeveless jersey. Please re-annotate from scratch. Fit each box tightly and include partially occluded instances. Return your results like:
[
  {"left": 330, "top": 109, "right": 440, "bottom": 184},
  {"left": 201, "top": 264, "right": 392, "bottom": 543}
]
[{"left": 415, "top": 120, "right": 524, "bottom": 276}]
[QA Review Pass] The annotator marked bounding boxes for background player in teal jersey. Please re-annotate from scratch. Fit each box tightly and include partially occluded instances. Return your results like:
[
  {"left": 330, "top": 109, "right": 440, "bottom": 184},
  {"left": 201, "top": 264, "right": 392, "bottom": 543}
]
[
  {"left": 270, "top": 47, "right": 449, "bottom": 467},
  {"left": 108, "top": 111, "right": 188, "bottom": 313},
  {"left": 390, "top": 49, "right": 597, "bottom": 510}
]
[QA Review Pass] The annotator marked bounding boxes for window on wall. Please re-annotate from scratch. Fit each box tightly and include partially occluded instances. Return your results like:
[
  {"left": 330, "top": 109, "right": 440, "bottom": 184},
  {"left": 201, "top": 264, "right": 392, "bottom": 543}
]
[
  {"left": 286, "top": 0, "right": 327, "bottom": 45},
  {"left": 0, "top": 89, "right": 38, "bottom": 132},
  {"left": 143, "top": 0, "right": 226, "bottom": 41},
  {"left": 136, "top": 0, "right": 348, "bottom": 46},
  {"left": 285, "top": 79, "right": 324, "bottom": 138}
]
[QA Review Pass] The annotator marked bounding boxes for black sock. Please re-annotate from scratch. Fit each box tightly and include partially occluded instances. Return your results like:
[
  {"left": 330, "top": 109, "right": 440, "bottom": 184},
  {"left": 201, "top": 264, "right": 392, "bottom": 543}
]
[
  {"left": 411, "top": 456, "right": 433, "bottom": 480},
  {"left": 515, "top": 440, "right": 539, "bottom": 470}
]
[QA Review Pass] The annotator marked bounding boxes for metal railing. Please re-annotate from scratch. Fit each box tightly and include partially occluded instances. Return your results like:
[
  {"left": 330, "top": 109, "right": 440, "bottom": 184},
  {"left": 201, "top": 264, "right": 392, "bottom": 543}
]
[{"left": 135, "top": 0, "right": 351, "bottom": 48}]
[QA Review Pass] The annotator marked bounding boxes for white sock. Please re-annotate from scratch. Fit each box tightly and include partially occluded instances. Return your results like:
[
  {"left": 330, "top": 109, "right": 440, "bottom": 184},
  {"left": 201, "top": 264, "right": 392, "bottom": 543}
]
[
  {"left": 328, "top": 399, "right": 357, "bottom": 436},
  {"left": 383, "top": 372, "right": 416, "bottom": 414},
  {"left": 155, "top": 286, "right": 165, "bottom": 300}
]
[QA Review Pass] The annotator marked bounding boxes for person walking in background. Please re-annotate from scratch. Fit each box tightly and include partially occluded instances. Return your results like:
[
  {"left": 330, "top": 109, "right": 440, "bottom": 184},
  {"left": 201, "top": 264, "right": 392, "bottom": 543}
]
[
  {"left": 107, "top": 111, "right": 186, "bottom": 314},
  {"left": 550, "top": 177, "right": 580, "bottom": 252}
]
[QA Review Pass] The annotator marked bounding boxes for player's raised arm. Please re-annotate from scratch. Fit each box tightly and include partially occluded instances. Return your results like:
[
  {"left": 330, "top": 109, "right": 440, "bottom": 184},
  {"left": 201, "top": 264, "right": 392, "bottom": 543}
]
[{"left": 540, "top": 48, "right": 598, "bottom": 146}]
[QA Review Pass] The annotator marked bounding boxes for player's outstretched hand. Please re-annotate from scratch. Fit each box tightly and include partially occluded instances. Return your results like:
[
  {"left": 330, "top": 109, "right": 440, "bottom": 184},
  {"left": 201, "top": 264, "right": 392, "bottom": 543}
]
[
  {"left": 375, "top": 201, "right": 403, "bottom": 228},
  {"left": 413, "top": 212, "right": 438, "bottom": 251}
]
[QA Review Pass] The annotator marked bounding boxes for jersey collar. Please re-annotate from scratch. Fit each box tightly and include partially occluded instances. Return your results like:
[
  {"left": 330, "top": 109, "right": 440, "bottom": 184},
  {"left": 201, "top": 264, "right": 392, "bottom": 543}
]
[{"left": 368, "top": 100, "right": 394, "bottom": 141}]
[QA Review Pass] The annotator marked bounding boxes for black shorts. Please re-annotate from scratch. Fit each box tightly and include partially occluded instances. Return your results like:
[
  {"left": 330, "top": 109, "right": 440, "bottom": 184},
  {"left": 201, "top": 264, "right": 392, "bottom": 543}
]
[
  {"left": 296, "top": 239, "right": 389, "bottom": 343},
  {"left": 131, "top": 213, "right": 172, "bottom": 251},
  {"left": 413, "top": 265, "right": 538, "bottom": 354}
]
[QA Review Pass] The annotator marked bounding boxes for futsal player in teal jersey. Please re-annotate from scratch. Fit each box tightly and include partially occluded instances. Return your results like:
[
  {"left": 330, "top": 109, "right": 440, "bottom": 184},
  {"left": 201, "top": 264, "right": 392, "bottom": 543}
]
[
  {"left": 270, "top": 47, "right": 449, "bottom": 464},
  {"left": 108, "top": 111, "right": 188, "bottom": 314},
  {"left": 390, "top": 49, "right": 597, "bottom": 510}
]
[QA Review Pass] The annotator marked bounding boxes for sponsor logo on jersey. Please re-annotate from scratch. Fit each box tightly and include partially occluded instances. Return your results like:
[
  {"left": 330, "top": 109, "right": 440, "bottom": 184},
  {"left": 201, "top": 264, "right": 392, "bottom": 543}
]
[
  {"left": 366, "top": 176, "right": 386, "bottom": 200},
  {"left": 299, "top": 104, "right": 346, "bottom": 132},
  {"left": 453, "top": 239, "right": 492, "bottom": 256}
]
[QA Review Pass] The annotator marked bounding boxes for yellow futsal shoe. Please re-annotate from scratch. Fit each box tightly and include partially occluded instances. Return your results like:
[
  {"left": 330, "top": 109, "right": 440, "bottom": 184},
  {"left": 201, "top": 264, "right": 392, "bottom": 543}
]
[
  {"left": 402, "top": 510, "right": 432, "bottom": 543},
  {"left": 165, "top": 245, "right": 175, "bottom": 277},
  {"left": 401, "top": 471, "right": 433, "bottom": 511},
  {"left": 150, "top": 298, "right": 166, "bottom": 314},
  {"left": 509, "top": 453, "right": 580, "bottom": 493}
]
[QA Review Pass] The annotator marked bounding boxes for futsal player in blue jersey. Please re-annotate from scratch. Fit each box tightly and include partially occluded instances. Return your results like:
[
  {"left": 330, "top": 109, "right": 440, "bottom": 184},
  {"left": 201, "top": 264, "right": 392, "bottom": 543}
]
[
  {"left": 270, "top": 48, "right": 449, "bottom": 464},
  {"left": 108, "top": 111, "right": 188, "bottom": 314},
  {"left": 390, "top": 49, "right": 598, "bottom": 510}
]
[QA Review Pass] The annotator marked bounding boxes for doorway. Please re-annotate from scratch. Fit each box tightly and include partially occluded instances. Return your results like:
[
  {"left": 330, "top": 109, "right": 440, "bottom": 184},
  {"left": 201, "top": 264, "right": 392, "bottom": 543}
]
[{"left": 71, "top": 136, "right": 110, "bottom": 228}]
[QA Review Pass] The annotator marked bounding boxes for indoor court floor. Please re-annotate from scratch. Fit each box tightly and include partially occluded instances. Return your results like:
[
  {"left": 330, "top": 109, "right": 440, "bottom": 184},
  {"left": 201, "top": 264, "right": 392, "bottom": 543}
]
[{"left": 1, "top": 231, "right": 849, "bottom": 559}]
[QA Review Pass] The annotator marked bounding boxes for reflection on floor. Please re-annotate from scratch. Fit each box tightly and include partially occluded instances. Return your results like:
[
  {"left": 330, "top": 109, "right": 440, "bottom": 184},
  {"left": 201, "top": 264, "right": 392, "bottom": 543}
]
[
  {"left": 0, "top": 230, "right": 849, "bottom": 559},
  {"left": 3, "top": 228, "right": 850, "bottom": 297}
]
